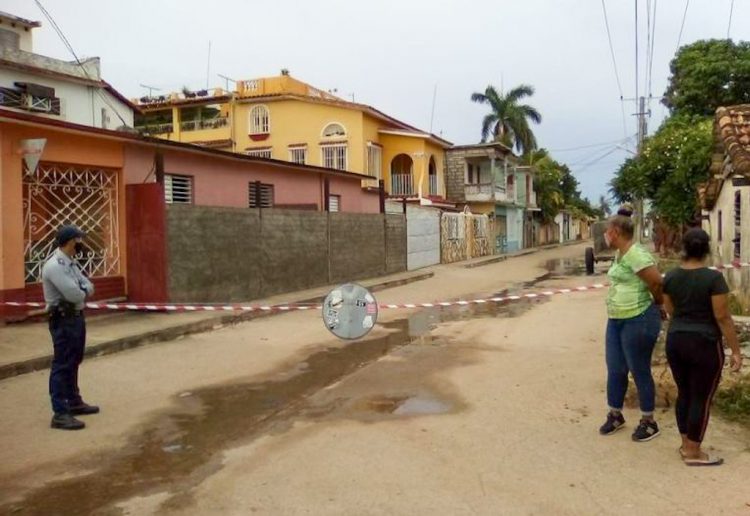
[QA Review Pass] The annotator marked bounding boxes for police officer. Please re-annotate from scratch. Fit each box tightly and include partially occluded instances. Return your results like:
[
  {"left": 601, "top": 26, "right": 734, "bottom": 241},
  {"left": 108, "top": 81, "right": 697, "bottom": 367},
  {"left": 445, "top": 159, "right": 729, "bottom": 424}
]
[{"left": 42, "top": 225, "right": 99, "bottom": 430}]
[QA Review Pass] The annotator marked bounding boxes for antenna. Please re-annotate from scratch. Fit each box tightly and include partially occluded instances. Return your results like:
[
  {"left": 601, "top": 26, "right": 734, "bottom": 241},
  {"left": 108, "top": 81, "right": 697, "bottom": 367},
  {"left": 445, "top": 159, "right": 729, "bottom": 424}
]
[
  {"left": 206, "top": 41, "right": 212, "bottom": 89},
  {"left": 139, "top": 84, "right": 161, "bottom": 97},
  {"left": 429, "top": 84, "right": 438, "bottom": 133},
  {"left": 217, "top": 74, "right": 237, "bottom": 92}
]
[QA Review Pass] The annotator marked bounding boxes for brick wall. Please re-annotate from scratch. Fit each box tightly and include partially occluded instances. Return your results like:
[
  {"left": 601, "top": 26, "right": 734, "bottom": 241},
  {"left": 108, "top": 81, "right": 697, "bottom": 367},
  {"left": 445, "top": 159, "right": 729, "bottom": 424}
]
[
  {"left": 445, "top": 149, "right": 467, "bottom": 203},
  {"left": 165, "top": 205, "right": 406, "bottom": 302}
]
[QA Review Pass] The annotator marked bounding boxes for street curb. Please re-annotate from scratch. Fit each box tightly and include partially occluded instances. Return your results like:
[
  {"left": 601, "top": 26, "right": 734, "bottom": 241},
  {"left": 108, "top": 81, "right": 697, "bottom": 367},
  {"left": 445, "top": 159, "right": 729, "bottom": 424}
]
[
  {"left": 463, "top": 240, "right": 588, "bottom": 269},
  {"left": 0, "top": 271, "right": 434, "bottom": 381}
]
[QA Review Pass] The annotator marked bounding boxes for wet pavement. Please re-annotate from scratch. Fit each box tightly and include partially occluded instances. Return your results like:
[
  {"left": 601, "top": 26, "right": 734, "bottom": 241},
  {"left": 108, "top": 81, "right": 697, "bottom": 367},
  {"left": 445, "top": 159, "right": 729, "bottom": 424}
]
[{"left": 1, "top": 287, "right": 547, "bottom": 515}]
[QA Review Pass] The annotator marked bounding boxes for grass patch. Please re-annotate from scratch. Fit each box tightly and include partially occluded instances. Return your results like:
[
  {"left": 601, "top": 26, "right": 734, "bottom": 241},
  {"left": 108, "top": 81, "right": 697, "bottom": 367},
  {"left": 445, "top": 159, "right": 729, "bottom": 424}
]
[
  {"left": 728, "top": 293, "right": 749, "bottom": 316},
  {"left": 715, "top": 377, "right": 750, "bottom": 425}
]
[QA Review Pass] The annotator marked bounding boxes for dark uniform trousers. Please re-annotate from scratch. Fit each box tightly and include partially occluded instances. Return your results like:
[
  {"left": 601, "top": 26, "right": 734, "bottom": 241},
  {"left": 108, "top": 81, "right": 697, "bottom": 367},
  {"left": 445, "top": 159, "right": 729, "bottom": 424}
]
[{"left": 49, "top": 312, "right": 86, "bottom": 414}]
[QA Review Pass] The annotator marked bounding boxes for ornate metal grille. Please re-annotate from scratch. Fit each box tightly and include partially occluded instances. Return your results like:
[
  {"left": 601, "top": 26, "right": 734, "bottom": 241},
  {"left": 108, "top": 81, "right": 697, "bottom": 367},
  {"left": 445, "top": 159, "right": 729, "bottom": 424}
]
[{"left": 23, "top": 162, "right": 121, "bottom": 283}]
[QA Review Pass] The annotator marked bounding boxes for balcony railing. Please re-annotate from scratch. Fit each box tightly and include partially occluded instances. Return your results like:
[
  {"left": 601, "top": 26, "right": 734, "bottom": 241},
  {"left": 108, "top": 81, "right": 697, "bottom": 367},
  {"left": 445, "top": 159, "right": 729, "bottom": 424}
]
[
  {"left": 429, "top": 174, "right": 439, "bottom": 196},
  {"left": 465, "top": 182, "right": 495, "bottom": 202},
  {"left": 137, "top": 123, "right": 174, "bottom": 134},
  {"left": 180, "top": 117, "right": 229, "bottom": 132},
  {"left": 391, "top": 173, "right": 414, "bottom": 197}
]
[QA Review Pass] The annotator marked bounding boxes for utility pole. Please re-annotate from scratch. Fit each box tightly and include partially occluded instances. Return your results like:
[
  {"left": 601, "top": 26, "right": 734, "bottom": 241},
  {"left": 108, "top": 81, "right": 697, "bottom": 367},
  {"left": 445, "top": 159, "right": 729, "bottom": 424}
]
[{"left": 635, "top": 96, "right": 648, "bottom": 243}]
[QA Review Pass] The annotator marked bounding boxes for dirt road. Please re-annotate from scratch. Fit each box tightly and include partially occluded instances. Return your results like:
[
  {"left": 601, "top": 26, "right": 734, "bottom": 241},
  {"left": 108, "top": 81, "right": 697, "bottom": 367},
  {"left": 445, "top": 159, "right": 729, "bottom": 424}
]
[{"left": 1, "top": 243, "right": 748, "bottom": 515}]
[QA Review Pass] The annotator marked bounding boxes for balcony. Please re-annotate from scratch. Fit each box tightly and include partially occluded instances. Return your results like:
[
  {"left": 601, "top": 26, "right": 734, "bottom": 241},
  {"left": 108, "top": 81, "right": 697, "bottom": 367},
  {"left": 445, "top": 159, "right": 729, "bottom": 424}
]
[
  {"left": 180, "top": 117, "right": 229, "bottom": 132},
  {"left": 465, "top": 183, "right": 494, "bottom": 202},
  {"left": 391, "top": 173, "right": 414, "bottom": 197}
]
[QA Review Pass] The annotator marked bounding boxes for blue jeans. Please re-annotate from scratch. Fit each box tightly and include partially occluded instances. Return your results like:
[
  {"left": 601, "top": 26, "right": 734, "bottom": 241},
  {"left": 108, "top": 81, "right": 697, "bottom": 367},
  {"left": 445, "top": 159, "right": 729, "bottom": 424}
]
[
  {"left": 49, "top": 314, "right": 86, "bottom": 414},
  {"left": 605, "top": 304, "right": 661, "bottom": 414}
]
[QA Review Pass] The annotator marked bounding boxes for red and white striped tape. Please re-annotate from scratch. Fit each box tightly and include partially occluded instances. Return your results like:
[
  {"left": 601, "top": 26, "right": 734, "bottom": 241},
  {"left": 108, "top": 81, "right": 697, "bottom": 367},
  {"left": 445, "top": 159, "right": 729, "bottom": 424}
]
[
  {"left": 1, "top": 261, "right": 747, "bottom": 314},
  {"left": 709, "top": 262, "right": 750, "bottom": 271},
  {"left": 0, "top": 283, "right": 609, "bottom": 313}
]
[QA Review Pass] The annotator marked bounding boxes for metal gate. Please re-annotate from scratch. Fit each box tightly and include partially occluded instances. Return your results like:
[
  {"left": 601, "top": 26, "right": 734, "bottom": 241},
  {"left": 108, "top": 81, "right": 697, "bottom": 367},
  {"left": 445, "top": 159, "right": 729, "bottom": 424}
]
[{"left": 23, "top": 162, "right": 121, "bottom": 283}]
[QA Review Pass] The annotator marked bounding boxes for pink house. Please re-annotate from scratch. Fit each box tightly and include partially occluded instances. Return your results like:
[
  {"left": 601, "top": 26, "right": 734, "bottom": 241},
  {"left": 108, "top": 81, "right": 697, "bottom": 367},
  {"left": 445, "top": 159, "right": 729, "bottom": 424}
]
[{"left": 0, "top": 108, "right": 382, "bottom": 317}]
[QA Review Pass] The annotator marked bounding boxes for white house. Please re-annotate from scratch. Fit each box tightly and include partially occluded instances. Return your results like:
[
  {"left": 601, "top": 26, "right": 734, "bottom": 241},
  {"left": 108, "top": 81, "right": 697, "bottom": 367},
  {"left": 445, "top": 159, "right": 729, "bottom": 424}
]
[
  {"left": 0, "top": 11, "right": 135, "bottom": 129},
  {"left": 700, "top": 104, "right": 750, "bottom": 309}
]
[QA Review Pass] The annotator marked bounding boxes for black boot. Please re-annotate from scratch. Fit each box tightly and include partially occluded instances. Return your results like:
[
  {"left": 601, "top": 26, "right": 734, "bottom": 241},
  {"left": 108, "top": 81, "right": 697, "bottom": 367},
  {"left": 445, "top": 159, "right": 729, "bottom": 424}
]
[
  {"left": 51, "top": 413, "right": 85, "bottom": 430},
  {"left": 69, "top": 402, "right": 100, "bottom": 415}
]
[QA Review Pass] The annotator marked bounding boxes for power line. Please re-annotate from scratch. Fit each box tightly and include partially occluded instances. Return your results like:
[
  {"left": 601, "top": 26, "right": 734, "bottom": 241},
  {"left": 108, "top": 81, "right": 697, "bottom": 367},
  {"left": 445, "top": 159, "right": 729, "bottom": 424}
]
[
  {"left": 635, "top": 0, "right": 639, "bottom": 109},
  {"left": 676, "top": 0, "right": 690, "bottom": 53},
  {"left": 647, "top": 0, "right": 658, "bottom": 100},
  {"left": 600, "top": 0, "right": 629, "bottom": 138},
  {"left": 33, "top": 0, "right": 130, "bottom": 128},
  {"left": 550, "top": 135, "right": 635, "bottom": 153},
  {"left": 645, "top": 0, "right": 651, "bottom": 97},
  {"left": 727, "top": 0, "right": 735, "bottom": 39}
]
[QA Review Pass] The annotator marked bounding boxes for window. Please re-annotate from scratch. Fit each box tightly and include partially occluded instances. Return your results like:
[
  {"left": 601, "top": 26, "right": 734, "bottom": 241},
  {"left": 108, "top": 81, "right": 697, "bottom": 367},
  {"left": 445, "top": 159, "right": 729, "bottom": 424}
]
[
  {"left": 322, "top": 123, "right": 346, "bottom": 138},
  {"left": 734, "top": 191, "right": 742, "bottom": 259},
  {"left": 367, "top": 144, "right": 382, "bottom": 180},
  {"left": 321, "top": 144, "right": 347, "bottom": 171},
  {"left": 246, "top": 148, "right": 273, "bottom": 159},
  {"left": 329, "top": 195, "right": 341, "bottom": 212},
  {"left": 249, "top": 105, "right": 270, "bottom": 134},
  {"left": 289, "top": 147, "right": 307, "bottom": 164},
  {"left": 164, "top": 174, "right": 193, "bottom": 204},
  {"left": 248, "top": 182, "right": 274, "bottom": 208}
]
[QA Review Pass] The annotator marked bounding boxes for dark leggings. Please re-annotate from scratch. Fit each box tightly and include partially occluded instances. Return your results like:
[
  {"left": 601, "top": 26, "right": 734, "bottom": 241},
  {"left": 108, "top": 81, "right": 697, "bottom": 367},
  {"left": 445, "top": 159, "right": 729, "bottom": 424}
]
[{"left": 666, "top": 332, "right": 724, "bottom": 443}]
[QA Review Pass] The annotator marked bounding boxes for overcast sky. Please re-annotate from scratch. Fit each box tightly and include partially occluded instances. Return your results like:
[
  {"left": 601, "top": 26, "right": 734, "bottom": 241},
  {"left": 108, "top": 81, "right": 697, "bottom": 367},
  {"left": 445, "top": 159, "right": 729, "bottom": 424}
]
[{"left": 5, "top": 0, "right": 749, "bottom": 202}]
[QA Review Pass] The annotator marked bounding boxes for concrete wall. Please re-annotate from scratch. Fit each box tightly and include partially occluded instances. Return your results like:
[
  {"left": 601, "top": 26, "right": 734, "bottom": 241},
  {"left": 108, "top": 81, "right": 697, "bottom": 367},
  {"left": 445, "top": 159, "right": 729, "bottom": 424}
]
[
  {"left": 165, "top": 205, "right": 406, "bottom": 302},
  {"left": 406, "top": 205, "right": 440, "bottom": 270}
]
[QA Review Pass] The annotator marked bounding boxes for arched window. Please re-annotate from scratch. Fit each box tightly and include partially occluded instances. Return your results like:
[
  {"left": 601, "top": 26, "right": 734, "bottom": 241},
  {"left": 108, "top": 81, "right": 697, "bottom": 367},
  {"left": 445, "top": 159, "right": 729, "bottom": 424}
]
[
  {"left": 249, "top": 105, "right": 270, "bottom": 134},
  {"left": 322, "top": 123, "right": 346, "bottom": 138}
]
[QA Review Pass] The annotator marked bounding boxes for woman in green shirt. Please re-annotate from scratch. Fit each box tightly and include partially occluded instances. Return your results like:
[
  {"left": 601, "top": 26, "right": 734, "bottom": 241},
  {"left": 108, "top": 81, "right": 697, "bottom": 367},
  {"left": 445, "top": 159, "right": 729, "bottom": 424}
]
[{"left": 599, "top": 215, "right": 666, "bottom": 442}]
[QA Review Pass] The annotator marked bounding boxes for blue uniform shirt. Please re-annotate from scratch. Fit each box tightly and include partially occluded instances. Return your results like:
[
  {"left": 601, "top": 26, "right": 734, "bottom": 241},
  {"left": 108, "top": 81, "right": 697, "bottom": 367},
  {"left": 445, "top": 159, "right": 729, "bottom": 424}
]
[{"left": 41, "top": 249, "right": 95, "bottom": 310}]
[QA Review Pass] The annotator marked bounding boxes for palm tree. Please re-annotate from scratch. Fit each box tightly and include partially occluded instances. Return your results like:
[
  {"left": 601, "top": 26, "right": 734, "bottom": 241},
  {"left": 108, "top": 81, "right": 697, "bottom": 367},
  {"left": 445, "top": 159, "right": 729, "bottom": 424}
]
[{"left": 471, "top": 84, "right": 542, "bottom": 155}]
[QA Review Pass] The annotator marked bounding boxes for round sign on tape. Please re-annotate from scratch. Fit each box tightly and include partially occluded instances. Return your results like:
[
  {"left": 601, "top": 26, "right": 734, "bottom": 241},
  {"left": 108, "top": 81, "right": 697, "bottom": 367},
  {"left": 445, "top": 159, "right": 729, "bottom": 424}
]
[{"left": 322, "top": 283, "right": 378, "bottom": 340}]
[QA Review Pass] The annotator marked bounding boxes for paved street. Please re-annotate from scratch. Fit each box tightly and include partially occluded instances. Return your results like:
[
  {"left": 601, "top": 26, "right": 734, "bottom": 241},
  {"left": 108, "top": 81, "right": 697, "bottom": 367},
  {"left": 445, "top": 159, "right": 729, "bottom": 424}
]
[{"left": 1, "top": 242, "right": 748, "bottom": 515}]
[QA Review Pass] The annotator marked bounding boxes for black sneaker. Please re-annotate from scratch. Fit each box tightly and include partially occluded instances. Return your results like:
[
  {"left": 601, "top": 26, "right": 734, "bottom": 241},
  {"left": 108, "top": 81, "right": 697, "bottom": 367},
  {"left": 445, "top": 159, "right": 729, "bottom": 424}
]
[
  {"left": 632, "top": 418, "right": 660, "bottom": 442},
  {"left": 69, "top": 402, "right": 100, "bottom": 415},
  {"left": 599, "top": 411, "right": 626, "bottom": 435},
  {"left": 50, "top": 413, "right": 85, "bottom": 430}
]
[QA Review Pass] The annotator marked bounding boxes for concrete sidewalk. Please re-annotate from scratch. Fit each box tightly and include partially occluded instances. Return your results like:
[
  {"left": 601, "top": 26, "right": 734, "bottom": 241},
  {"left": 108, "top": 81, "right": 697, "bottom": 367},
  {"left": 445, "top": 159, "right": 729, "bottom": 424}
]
[
  {"left": 0, "top": 270, "right": 432, "bottom": 380},
  {"left": 462, "top": 239, "right": 588, "bottom": 269}
]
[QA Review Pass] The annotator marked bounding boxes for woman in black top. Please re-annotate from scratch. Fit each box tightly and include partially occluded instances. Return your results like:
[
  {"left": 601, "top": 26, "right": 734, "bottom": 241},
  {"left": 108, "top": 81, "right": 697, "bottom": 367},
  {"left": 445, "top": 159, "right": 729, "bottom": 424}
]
[{"left": 663, "top": 228, "right": 743, "bottom": 466}]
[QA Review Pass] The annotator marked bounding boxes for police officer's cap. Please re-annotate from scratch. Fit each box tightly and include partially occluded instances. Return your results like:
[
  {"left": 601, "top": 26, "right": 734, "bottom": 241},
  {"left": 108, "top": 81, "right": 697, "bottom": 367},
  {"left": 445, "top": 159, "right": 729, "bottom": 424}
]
[{"left": 56, "top": 225, "right": 85, "bottom": 247}]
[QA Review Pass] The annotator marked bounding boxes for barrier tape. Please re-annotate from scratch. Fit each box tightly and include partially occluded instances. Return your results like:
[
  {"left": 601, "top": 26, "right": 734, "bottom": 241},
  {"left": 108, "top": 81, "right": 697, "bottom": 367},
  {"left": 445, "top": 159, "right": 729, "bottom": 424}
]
[
  {"left": 1, "top": 261, "right": 747, "bottom": 314},
  {"left": 1, "top": 283, "right": 610, "bottom": 312}
]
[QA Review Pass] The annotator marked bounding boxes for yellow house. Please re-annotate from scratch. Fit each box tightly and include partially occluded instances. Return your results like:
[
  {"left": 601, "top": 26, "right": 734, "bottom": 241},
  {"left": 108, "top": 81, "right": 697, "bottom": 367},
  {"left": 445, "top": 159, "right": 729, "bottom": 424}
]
[{"left": 134, "top": 73, "right": 452, "bottom": 200}]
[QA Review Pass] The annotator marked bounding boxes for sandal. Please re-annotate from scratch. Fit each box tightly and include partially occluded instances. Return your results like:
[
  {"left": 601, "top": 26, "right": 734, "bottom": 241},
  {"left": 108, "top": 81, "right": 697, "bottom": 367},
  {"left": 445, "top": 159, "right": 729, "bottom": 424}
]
[{"left": 683, "top": 454, "right": 724, "bottom": 466}]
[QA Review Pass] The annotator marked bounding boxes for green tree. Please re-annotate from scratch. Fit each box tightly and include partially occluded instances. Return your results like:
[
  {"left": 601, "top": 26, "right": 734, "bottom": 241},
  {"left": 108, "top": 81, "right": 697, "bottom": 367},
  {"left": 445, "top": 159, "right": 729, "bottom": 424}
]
[
  {"left": 663, "top": 39, "right": 750, "bottom": 116},
  {"left": 471, "top": 84, "right": 542, "bottom": 155},
  {"left": 610, "top": 115, "right": 713, "bottom": 225}
]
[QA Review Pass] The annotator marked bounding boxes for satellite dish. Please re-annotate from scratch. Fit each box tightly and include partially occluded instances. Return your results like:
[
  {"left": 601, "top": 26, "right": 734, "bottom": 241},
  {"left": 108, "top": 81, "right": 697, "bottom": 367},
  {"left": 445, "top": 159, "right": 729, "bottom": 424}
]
[{"left": 322, "top": 283, "right": 378, "bottom": 340}]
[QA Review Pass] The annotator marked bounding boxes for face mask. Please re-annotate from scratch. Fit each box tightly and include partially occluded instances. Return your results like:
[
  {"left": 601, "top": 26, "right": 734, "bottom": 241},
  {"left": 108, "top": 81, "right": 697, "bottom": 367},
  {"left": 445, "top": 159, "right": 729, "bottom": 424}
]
[{"left": 74, "top": 242, "right": 85, "bottom": 255}]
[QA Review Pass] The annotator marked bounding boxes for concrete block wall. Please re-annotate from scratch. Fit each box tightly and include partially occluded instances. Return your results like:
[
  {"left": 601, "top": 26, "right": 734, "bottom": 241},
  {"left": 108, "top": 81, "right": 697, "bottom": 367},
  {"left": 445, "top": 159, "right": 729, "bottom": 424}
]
[
  {"left": 329, "top": 213, "right": 387, "bottom": 283},
  {"left": 166, "top": 205, "right": 406, "bottom": 302},
  {"left": 385, "top": 214, "right": 407, "bottom": 273}
]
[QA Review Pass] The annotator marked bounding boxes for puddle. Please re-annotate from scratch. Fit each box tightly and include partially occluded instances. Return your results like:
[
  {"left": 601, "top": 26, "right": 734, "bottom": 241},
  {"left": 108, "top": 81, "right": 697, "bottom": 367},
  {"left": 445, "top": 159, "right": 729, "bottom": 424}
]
[
  {"left": 393, "top": 396, "right": 452, "bottom": 416},
  {"left": 2, "top": 295, "right": 543, "bottom": 515},
  {"left": 358, "top": 395, "right": 452, "bottom": 416},
  {"left": 543, "top": 258, "right": 588, "bottom": 277}
]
